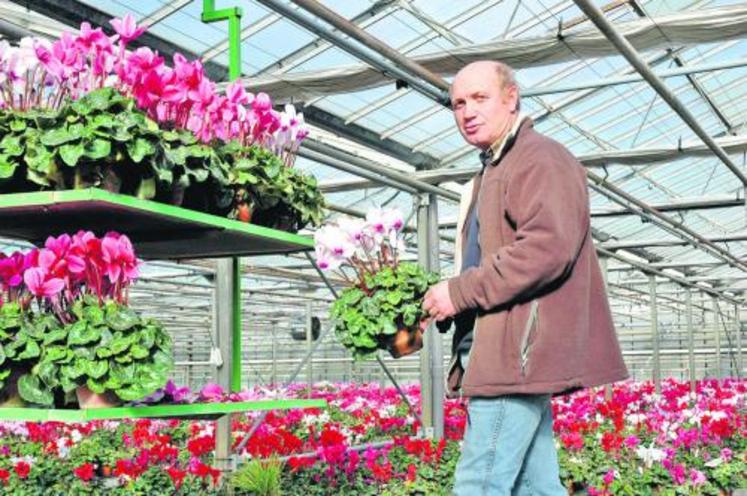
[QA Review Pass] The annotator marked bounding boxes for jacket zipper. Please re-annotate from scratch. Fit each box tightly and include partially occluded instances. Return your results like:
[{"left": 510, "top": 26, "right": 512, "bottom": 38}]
[{"left": 519, "top": 300, "right": 539, "bottom": 377}]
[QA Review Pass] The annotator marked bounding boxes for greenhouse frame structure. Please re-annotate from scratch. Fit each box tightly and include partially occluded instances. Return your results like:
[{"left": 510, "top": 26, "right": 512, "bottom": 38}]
[{"left": 0, "top": 0, "right": 745, "bottom": 454}]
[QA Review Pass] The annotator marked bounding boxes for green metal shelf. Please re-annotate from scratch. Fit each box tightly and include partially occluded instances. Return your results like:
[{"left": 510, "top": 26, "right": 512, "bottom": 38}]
[
  {"left": 0, "top": 398, "right": 327, "bottom": 422},
  {"left": 0, "top": 189, "right": 313, "bottom": 259}
]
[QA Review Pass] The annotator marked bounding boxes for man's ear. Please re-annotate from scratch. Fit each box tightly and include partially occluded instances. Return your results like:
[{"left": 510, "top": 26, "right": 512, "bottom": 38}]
[{"left": 503, "top": 84, "right": 519, "bottom": 111}]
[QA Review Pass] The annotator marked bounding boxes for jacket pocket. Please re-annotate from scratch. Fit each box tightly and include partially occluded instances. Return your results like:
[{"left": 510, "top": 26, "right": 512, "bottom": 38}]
[{"left": 519, "top": 300, "right": 539, "bottom": 378}]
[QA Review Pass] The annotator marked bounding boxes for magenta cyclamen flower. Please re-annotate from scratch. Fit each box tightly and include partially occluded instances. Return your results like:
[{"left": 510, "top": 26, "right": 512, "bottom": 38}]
[
  {"left": 101, "top": 233, "right": 139, "bottom": 284},
  {"left": 199, "top": 383, "right": 225, "bottom": 402},
  {"left": 23, "top": 267, "right": 64, "bottom": 298},
  {"left": 109, "top": 14, "right": 146, "bottom": 45}
]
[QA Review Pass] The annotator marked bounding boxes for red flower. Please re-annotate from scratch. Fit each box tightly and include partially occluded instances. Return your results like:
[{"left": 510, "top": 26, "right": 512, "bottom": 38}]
[
  {"left": 406, "top": 463, "right": 417, "bottom": 482},
  {"left": 73, "top": 463, "right": 95, "bottom": 482},
  {"left": 0, "top": 468, "right": 9, "bottom": 485},
  {"left": 187, "top": 435, "right": 214, "bottom": 457},
  {"left": 600, "top": 431, "right": 623, "bottom": 452},
  {"left": 166, "top": 466, "right": 186, "bottom": 489},
  {"left": 14, "top": 461, "right": 30, "bottom": 479}
]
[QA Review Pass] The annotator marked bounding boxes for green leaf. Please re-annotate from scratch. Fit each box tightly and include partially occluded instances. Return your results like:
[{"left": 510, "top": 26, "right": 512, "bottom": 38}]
[
  {"left": 95, "top": 347, "right": 113, "bottom": 358},
  {"left": 84, "top": 138, "right": 111, "bottom": 159},
  {"left": 83, "top": 305, "right": 105, "bottom": 326},
  {"left": 114, "top": 354, "right": 133, "bottom": 364},
  {"left": 109, "top": 336, "right": 132, "bottom": 355},
  {"left": 129, "top": 344, "right": 149, "bottom": 360},
  {"left": 0, "top": 155, "right": 17, "bottom": 179},
  {"left": 34, "top": 361, "right": 59, "bottom": 387},
  {"left": 86, "top": 87, "right": 116, "bottom": 110},
  {"left": 61, "top": 364, "right": 85, "bottom": 380},
  {"left": 43, "top": 328, "right": 68, "bottom": 345},
  {"left": 111, "top": 127, "right": 133, "bottom": 142},
  {"left": 139, "top": 327, "right": 157, "bottom": 349},
  {"left": 68, "top": 322, "right": 101, "bottom": 346},
  {"left": 115, "top": 385, "right": 147, "bottom": 401},
  {"left": 0, "top": 135, "right": 24, "bottom": 156},
  {"left": 60, "top": 376, "right": 78, "bottom": 394},
  {"left": 41, "top": 127, "right": 75, "bottom": 146},
  {"left": 106, "top": 306, "right": 140, "bottom": 331},
  {"left": 72, "top": 349, "right": 95, "bottom": 364},
  {"left": 59, "top": 142, "right": 85, "bottom": 167},
  {"left": 17, "top": 374, "right": 54, "bottom": 406},
  {"left": 0, "top": 346, "right": 5, "bottom": 366},
  {"left": 126, "top": 138, "right": 156, "bottom": 163},
  {"left": 91, "top": 113, "right": 116, "bottom": 129},
  {"left": 43, "top": 345, "right": 70, "bottom": 363},
  {"left": 9, "top": 119, "right": 26, "bottom": 132},
  {"left": 17, "top": 340, "right": 41, "bottom": 360},
  {"left": 84, "top": 360, "right": 108, "bottom": 379},
  {"left": 86, "top": 377, "right": 107, "bottom": 394},
  {"left": 109, "top": 363, "right": 136, "bottom": 384}
]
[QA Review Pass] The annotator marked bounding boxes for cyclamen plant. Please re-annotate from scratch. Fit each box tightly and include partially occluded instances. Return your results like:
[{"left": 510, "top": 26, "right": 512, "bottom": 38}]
[
  {"left": 313, "top": 208, "right": 406, "bottom": 283},
  {"left": 315, "top": 208, "right": 439, "bottom": 359},
  {"left": 0, "top": 14, "right": 308, "bottom": 166},
  {"left": 0, "top": 231, "right": 139, "bottom": 321}
]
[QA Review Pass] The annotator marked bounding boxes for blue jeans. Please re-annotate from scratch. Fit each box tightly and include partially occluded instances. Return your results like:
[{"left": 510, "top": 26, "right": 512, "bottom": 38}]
[{"left": 453, "top": 394, "right": 567, "bottom": 495}]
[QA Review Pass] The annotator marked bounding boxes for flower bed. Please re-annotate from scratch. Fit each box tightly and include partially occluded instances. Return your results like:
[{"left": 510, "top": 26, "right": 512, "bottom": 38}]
[{"left": 0, "top": 379, "right": 742, "bottom": 494}]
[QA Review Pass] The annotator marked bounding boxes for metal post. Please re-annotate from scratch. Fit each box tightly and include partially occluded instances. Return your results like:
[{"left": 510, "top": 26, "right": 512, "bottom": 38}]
[
  {"left": 649, "top": 275, "right": 660, "bottom": 394},
  {"left": 231, "top": 258, "right": 242, "bottom": 392},
  {"left": 271, "top": 326, "right": 277, "bottom": 385},
  {"left": 215, "top": 258, "right": 237, "bottom": 472},
  {"left": 417, "top": 194, "right": 444, "bottom": 439},
  {"left": 599, "top": 256, "right": 613, "bottom": 401},
  {"left": 686, "top": 288, "right": 696, "bottom": 394},
  {"left": 713, "top": 298, "right": 721, "bottom": 379},
  {"left": 306, "top": 302, "right": 313, "bottom": 391},
  {"left": 736, "top": 303, "right": 743, "bottom": 378}
]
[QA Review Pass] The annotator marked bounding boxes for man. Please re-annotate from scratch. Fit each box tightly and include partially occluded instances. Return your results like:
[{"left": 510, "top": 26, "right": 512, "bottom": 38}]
[{"left": 422, "top": 60, "right": 628, "bottom": 495}]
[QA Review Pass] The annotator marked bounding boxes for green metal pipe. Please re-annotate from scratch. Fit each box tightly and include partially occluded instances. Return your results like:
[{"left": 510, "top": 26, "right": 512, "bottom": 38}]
[{"left": 201, "top": 0, "right": 243, "bottom": 81}]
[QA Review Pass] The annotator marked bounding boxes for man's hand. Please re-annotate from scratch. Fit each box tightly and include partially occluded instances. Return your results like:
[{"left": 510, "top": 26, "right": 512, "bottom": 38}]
[{"left": 422, "top": 280, "right": 457, "bottom": 322}]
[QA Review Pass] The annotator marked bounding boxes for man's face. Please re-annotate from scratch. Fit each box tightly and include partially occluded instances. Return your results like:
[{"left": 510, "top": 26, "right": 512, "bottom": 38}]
[{"left": 450, "top": 64, "right": 518, "bottom": 150}]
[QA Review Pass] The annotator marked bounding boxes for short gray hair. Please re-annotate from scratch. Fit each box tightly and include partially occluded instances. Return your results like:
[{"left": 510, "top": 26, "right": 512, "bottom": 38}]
[{"left": 493, "top": 61, "right": 520, "bottom": 112}]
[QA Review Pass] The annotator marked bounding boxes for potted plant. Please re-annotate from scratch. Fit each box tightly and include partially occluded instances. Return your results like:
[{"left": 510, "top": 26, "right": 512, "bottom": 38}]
[
  {"left": 315, "top": 208, "right": 439, "bottom": 359},
  {"left": 0, "top": 231, "right": 173, "bottom": 408}
]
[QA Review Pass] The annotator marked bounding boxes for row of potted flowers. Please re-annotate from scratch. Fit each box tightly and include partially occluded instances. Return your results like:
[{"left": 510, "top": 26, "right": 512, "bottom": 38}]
[
  {"left": 0, "top": 231, "right": 173, "bottom": 408},
  {"left": 0, "top": 379, "right": 742, "bottom": 494},
  {"left": 0, "top": 15, "right": 325, "bottom": 233}
]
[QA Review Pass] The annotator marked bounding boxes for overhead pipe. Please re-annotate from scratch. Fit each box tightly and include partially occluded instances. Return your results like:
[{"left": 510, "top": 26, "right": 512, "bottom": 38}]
[{"left": 302, "top": 138, "right": 460, "bottom": 201}]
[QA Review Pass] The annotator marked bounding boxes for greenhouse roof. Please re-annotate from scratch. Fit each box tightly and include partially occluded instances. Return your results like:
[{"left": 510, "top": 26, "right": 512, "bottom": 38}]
[{"left": 2, "top": 0, "right": 747, "bottom": 301}]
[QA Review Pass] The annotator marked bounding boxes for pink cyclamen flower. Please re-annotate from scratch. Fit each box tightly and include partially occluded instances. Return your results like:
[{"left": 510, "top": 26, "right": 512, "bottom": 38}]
[
  {"left": 689, "top": 468, "right": 706, "bottom": 486},
  {"left": 101, "top": 233, "right": 139, "bottom": 284},
  {"left": 109, "top": 14, "right": 146, "bottom": 45},
  {"left": 720, "top": 447, "right": 733, "bottom": 461},
  {"left": 603, "top": 469, "right": 615, "bottom": 485},
  {"left": 23, "top": 267, "right": 65, "bottom": 298},
  {"left": 200, "top": 383, "right": 225, "bottom": 402}
]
